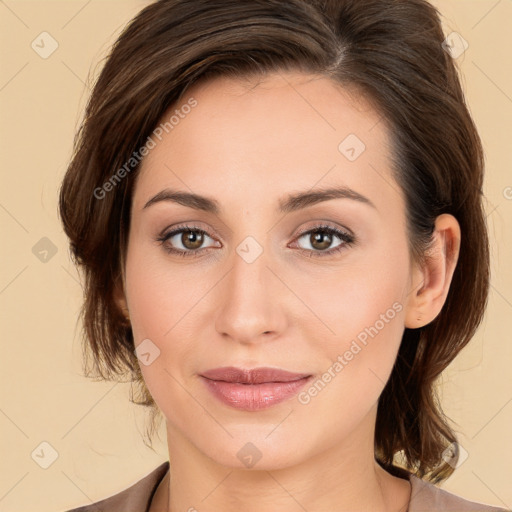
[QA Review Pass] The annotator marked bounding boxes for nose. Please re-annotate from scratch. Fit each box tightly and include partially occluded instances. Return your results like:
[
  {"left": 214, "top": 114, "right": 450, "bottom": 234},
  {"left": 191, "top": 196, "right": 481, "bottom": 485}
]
[{"left": 214, "top": 240, "right": 288, "bottom": 345}]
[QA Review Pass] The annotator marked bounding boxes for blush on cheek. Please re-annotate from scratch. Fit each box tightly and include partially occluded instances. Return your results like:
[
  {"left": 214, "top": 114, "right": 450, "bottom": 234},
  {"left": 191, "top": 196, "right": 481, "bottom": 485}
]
[{"left": 319, "top": 294, "right": 405, "bottom": 376}]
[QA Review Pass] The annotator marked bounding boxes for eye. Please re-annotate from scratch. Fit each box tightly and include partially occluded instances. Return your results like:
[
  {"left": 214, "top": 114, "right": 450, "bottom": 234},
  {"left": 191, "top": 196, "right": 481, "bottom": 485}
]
[
  {"left": 156, "top": 224, "right": 219, "bottom": 258},
  {"left": 291, "top": 224, "right": 356, "bottom": 258},
  {"left": 155, "top": 222, "right": 356, "bottom": 259}
]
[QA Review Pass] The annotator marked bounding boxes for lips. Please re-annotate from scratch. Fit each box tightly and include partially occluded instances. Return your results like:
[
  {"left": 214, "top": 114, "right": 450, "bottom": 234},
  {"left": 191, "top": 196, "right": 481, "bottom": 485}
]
[
  {"left": 200, "top": 366, "right": 312, "bottom": 411},
  {"left": 200, "top": 366, "right": 311, "bottom": 384}
]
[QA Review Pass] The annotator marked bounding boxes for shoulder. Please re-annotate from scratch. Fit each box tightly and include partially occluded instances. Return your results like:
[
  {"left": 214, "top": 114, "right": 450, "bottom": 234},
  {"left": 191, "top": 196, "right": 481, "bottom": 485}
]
[
  {"left": 62, "top": 461, "right": 169, "bottom": 512},
  {"left": 408, "top": 474, "right": 511, "bottom": 512}
]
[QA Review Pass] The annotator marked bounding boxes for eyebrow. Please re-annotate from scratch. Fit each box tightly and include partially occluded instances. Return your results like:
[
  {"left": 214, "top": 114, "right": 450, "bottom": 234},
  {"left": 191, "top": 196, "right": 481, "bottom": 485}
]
[{"left": 142, "top": 185, "right": 377, "bottom": 214}]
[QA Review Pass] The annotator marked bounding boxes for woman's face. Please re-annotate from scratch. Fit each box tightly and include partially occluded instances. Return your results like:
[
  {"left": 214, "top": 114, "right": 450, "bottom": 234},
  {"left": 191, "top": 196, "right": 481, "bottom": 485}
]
[{"left": 122, "top": 71, "right": 420, "bottom": 469}]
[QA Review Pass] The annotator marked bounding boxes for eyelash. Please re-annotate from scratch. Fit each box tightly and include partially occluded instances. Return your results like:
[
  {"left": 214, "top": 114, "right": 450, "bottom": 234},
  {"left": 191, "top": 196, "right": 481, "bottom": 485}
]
[{"left": 155, "top": 223, "right": 356, "bottom": 259}]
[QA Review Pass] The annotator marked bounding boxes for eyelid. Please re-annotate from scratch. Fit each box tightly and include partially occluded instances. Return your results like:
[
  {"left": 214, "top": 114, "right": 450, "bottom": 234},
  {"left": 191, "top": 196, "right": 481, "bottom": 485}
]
[
  {"left": 293, "top": 220, "right": 354, "bottom": 239},
  {"left": 158, "top": 223, "right": 219, "bottom": 246}
]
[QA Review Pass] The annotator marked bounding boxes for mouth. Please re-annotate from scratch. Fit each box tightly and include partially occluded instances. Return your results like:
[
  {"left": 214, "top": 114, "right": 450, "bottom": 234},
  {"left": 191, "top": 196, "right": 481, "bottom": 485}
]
[{"left": 200, "top": 366, "right": 312, "bottom": 411}]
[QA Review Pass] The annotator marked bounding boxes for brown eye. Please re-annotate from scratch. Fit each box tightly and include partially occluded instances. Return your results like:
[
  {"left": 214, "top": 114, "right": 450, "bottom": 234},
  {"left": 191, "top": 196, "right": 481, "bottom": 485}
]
[
  {"left": 156, "top": 225, "right": 218, "bottom": 258},
  {"left": 292, "top": 224, "right": 356, "bottom": 258},
  {"left": 181, "top": 229, "right": 204, "bottom": 250},
  {"left": 309, "top": 230, "right": 333, "bottom": 251},
  {"left": 297, "top": 228, "right": 342, "bottom": 253}
]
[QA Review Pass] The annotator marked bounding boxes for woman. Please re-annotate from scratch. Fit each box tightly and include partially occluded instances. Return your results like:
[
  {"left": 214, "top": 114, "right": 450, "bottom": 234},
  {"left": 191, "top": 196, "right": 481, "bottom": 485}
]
[{"left": 58, "top": 0, "right": 510, "bottom": 511}]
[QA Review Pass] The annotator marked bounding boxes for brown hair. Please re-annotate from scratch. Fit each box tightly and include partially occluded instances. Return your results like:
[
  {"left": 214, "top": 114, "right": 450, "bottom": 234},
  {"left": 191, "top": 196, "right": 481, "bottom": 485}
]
[{"left": 58, "top": 0, "right": 489, "bottom": 483}]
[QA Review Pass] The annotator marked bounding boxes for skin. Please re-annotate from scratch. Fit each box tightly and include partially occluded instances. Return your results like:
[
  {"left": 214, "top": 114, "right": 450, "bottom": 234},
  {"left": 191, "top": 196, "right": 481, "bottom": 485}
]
[{"left": 115, "top": 71, "right": 461, "bottom": 512}]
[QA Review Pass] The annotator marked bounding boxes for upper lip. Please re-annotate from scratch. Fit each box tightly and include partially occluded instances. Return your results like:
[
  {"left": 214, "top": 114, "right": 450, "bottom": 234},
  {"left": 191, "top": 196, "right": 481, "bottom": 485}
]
[{"left": 200, "top": 366, "right": 311, "bottom": 384}]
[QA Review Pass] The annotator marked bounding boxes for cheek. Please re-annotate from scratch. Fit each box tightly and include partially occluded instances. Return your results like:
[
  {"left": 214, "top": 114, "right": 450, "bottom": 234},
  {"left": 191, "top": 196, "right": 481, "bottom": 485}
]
[
  {"left": 295, "top": 249, "right": 408, "bottom": 354},
  {"left": 291, "top": 241, "right": 409, "bottom": 416},
  {"left": 124, "top": 240, "right": 210, "bottom": 340},
  {"left": 123, "top": 243, "right": 215, "bottom": 394},
  {"left": 295, "top": 265, "right": 407, "bottom": 429}
]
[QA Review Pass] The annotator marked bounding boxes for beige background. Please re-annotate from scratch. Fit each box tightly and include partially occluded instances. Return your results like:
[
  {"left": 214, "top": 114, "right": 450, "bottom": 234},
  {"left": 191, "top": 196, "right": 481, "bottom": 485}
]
[{"left": 0, "top": 1, "right": 511, "bottom": 511}]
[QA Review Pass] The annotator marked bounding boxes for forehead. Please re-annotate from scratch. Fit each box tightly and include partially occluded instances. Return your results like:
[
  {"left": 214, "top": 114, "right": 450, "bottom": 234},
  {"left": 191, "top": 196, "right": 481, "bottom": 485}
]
[{"left": 132, "top": 71, "right": 398, "bottom": 215}]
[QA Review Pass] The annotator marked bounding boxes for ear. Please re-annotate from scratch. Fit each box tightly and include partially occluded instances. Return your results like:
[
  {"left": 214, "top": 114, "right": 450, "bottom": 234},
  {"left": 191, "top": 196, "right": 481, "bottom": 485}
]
[
  {"left": 113, "top": 272, "right": 130, "bottom": 324},
  {"left": 404, "top": 214, "right": 461, "bottom": 329}
]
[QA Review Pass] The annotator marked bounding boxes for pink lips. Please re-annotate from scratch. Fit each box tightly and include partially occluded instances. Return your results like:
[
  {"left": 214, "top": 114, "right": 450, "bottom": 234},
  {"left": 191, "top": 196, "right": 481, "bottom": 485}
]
[{"left": 200, "top": 367, "right": 312, "bottom": 411}]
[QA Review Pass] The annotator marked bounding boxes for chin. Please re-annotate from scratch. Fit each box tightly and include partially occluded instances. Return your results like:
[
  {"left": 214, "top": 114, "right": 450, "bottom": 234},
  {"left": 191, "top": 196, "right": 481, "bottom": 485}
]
[{"left": 197, "top": 430, "right": 311, "bottom": 471}]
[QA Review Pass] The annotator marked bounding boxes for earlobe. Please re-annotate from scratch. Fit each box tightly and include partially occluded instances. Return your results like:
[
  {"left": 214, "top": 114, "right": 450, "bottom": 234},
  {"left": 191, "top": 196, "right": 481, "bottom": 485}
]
[{"left": 404, "top": 214, "right": 461, "bottom": 329}]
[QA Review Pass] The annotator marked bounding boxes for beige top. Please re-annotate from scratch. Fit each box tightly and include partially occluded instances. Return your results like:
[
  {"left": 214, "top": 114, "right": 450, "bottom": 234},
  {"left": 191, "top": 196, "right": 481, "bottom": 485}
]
[{"left": 63, "top": 461, "right": 510, "bottom": 512}]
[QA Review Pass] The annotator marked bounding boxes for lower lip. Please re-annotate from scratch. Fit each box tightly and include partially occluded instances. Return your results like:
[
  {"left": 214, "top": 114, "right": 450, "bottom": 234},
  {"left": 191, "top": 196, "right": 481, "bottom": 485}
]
[{"left": 201, "top": 376, "right": 312, "bottom": 411}]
